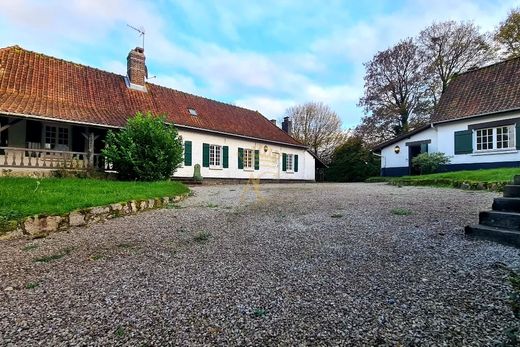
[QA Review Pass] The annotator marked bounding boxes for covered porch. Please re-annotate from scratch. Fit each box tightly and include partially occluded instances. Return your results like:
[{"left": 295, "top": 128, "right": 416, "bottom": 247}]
[{"left": 0, "top": 116, "right": 108, "bottom": 171}]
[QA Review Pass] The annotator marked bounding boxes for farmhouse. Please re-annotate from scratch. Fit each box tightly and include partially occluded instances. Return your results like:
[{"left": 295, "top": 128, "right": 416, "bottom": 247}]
[
  {"left": 375, "top": 57, "right": 520, "bottom": 176},
  {"left": 0, "top": 45, "right": 318, "bottom": 181}
]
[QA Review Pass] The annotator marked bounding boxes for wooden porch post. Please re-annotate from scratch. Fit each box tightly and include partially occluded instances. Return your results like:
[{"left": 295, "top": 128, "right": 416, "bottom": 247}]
[{"left": 81, "top": 130, "right": 99, "bottom": 169}]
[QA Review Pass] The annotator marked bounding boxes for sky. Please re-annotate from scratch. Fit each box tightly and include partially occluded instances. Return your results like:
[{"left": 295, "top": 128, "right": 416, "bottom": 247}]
[{"left": 0, "top": 0, "right": 518, "bottom": 130}]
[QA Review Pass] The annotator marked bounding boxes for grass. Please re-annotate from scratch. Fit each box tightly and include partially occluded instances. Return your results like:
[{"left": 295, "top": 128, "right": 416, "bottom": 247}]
[
  {"left": 33, "top": 247, "right": 73, "bottom": 263},
  {"left": 25, "top": 282, "right": 39, "bottom": 289},
  {"left": 398, "top": 168, "right": 520, "bottom": 182},
  {"left": 253, "top": 308, "right": 267, "bottom": 318},
  {"left": 368, "top": 168, "right": 520, "bottom": 191},
  {"left": 193, "top": 231, "right": 211, "bottom": 243},
  {"left": 0, "top": 177, "right": 189, "bottom": 222},
  {"left": 391, "top": 208, "right": 412, "bottom": 216},
  {"left": 22, "top": 244, "right": 39, "bottom": 251}
]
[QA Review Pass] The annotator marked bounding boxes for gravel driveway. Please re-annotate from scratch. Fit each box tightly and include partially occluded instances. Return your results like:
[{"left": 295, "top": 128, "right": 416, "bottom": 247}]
[{"left": 1, "top": 183, "right": 519, "bottom": 345}]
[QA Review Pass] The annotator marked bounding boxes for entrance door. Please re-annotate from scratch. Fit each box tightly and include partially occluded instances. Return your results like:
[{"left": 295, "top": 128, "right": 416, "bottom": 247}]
[{"left": 408, "top": 143, "right": 428, "bottom": 175}]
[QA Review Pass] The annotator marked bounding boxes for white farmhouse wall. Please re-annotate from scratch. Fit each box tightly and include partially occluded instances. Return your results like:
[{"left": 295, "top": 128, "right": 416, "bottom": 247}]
[
  {"left": 174, "top": 129, "right": 315, "bottom": 181},
  {"left": 436, "top": 112, "right": 520, "bottom": 165},
  {"left": 381, "top": 127, "right": 437, "bottom": 169},
  {"left": 381, "top": 112, "right": 520, "bottom": 172}
]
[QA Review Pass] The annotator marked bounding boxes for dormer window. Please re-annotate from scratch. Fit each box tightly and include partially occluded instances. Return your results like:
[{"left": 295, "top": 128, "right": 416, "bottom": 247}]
[{"left": 188, "top": 108, "right": 198, "bottom": 116}]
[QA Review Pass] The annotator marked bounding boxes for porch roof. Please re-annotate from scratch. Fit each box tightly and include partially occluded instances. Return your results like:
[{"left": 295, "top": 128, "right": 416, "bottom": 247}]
[{"left": 0, "top": 46, "right": 304, "bottom": 148}]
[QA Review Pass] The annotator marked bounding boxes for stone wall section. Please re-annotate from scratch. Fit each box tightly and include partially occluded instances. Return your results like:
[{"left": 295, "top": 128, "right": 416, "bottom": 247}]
[{"left": 1, "top": 194, "right": 188, "bottom": 240}]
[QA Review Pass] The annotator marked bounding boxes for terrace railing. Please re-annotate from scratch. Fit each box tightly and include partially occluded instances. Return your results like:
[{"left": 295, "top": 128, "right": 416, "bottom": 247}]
[{"left": 0, "top": 147, "right": 106, "bottom": 170}]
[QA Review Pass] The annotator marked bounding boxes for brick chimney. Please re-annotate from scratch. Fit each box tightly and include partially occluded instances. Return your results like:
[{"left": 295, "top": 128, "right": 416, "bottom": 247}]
[
  {"left": 270, "top": 119, "right": 277, "bottom": 126},
  {"left": 127, "top": 47, "right": 147, "bottom": 89},
  {"left": 281, "top": 116, "right": 292, "bottom": 134}
]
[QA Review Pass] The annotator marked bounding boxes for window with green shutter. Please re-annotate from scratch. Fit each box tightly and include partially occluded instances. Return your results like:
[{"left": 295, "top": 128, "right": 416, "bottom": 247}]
[
  {"left": 294, "top": 154, "right": 299, "bottom": 172},
  {"left": 223, "top": 146, "right": 229, "bottom": 168},
  {"left": 282, "top": 153, "right": 287, "bottom": 171},
  {"left": 515, "top": 123, "right": 520, "bottom": 149},
  {"left": 202, "top": 143, "right": 210, "bottom": 167},
  {"left": 184, "top": 141, "right": 192, "bottom": 166},
  {"left": 454, "top": 130, "right": 472, "bottom": 154},
  {"left": 238, "top": 148, "right": 244, "bottom": 169},
  {"left": 254, "top": 150, "right": 260, "bottom": 170}
]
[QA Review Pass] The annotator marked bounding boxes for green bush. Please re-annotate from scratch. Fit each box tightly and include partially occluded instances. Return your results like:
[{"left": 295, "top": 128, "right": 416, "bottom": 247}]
[
  {"left": 326, "top": 137, "right": 380, "bottom": 182},
  {"left": 102, "top": 112, "right": 183, "bottom": 181},
  {"left": 411, "top": 152, "right": 451, "bottom": 175}
]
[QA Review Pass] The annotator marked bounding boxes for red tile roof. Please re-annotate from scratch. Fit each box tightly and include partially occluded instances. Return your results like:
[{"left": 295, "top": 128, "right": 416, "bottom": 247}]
[
  {"left": 433, "top": 57, "right": 520, "bottom": 123},
  {"left": 0, "top": 45, "right": 303, "bottom": 147}
]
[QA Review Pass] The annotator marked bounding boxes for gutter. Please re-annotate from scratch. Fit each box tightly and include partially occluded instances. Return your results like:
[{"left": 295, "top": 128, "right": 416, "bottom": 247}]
[{"left": 433, "top": 107, "right": 520, "bottom": 126}]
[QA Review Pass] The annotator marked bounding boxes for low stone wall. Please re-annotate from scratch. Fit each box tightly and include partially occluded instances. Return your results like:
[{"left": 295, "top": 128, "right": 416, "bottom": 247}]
[
  {"left": 1, "top": 193, "right": 190, "bottom": 240},
  {"left": 388, "top": 178, "right": 507, "bottom": 192}
]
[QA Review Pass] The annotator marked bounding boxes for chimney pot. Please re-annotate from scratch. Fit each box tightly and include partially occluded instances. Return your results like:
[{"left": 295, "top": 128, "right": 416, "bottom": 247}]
[
  {"left": 282, "top": 117, "right": 292, "bottom": 134},
  {"left": 127, "top": 47, "right": 147, "bottom": 89}
]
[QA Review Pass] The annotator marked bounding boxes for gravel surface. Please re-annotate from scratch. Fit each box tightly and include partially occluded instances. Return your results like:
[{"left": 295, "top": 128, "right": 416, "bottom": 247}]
[{"left": 1, "top": 183, "right": 519, "bottom": 346}]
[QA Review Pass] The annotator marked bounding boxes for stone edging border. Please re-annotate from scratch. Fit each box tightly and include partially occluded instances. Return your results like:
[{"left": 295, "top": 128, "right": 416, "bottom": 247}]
[
  {"left": 1, "top": 193, "right": 190, "bottom": 240},
  {"left": 388, "top": 179, "right": 507, "bottom": 192}
]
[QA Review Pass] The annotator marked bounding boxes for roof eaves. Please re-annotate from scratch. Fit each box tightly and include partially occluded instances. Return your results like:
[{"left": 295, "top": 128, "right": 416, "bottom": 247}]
[{"left": 372, "top": 124, "right": 432, "bottom": 151}]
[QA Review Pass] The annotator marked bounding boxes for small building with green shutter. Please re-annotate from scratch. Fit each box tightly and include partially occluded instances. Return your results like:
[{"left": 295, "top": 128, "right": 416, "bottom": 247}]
[{"left": 373, "top": 57, "right": 520, "bottom": 176}]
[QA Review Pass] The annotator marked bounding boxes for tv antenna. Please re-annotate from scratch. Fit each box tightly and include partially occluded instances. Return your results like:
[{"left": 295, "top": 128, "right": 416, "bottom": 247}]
[{"left": 127, "top": 24, "right": 145, "bottom": 50}]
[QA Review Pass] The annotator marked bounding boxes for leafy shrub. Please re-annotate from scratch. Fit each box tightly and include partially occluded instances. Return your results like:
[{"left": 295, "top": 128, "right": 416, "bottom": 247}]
[
  {"left": 411, "top": 152, "right": 451, "bottom": 175},
  {"left": 102, "top": 112, "right": 183, "bottom": 181},
  {"left": 326, "top": 137, "right": 380, "bottom": 182}
]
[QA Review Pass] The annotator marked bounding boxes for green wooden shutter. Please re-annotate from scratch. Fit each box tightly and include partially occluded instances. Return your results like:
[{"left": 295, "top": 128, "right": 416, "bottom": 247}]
[
  {"left": 420, "top": 143, "right": 428, "bottom": 153},
  {"left": 516, "top": 123, "right": 520, "bottom": 150},
  {"left": 282, "top": 153, "right": 287, "bottom": 171},
  {"left": 184, "top": 141, "right": 192, "bottom": 166},
  {"left": 294, "top": 154, "right": 299, "bottom": 172},
  {"left": 254, "top": 150, "right": 260, "bottom": 170},
  {"left": 202, "top": 143, "right": 210, "bottom": 167},
  {"left": 223, "top": 146, "right": 229, "bottom": 168},
  {"left": 238, "top": 148, "right": 244, "bottom": 169},
  {"left": 454, "top": 130, "right": 472, "bottom": 154}
]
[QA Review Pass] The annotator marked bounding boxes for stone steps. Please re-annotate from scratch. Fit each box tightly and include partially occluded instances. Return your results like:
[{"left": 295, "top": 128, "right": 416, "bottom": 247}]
[
  {"left": 492, "top": 197, "right": 520, "bottom": 212},
  {"left": 465, "top": 175, "right": 520, "bottom": 248},
  {"left": 465, "top": 224, "right": 520, "bottom": 248}
]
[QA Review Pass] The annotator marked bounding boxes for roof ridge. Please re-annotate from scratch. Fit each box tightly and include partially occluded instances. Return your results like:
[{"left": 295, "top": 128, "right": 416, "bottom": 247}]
[
  {"left": 456, "top": 55, "right": 520, "bottom": 77},
  {"left": 0, "top": 45, "right": 126, "bottom": 79}
]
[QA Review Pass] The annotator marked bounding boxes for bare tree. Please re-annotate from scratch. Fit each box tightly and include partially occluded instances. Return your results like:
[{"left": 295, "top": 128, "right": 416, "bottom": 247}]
[
  {"left": 418, "top": 21, "right": 495, "bottom": 97},
  {"left": 357, "top": 38, "right": 431, "bottom": 144},
  {"left": 495, "top": 8, "right": 520, "bottom": 59},
  {"left": 284, "top": 102, "right": 347, "bottom": 163}
]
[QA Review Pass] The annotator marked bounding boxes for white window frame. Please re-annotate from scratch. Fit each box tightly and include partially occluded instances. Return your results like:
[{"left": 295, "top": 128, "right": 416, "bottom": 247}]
[
  {"left": 474, "top": 125, "right": 515, "bottom": 152},
  {"left": 209, "top": 144, "right": 222, "bottom": 169},
  {"left": 43, "top": 123, "right": 71, "bottom": 150},
  {"left": 286, "top": 153, "right": 294, "bottom": 172},
  {"left": 243, "top": 148, "right": 254, "bottom": 170}
]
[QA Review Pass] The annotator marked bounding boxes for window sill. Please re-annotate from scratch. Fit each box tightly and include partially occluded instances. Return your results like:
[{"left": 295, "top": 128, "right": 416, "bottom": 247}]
[
  {"left": 472, "top": 149, "right": 518, "bottom": 156},
  {"left": 243, "top": 168, "right": 255, "bottom": 172},
  {"left": 286, "top": 170, "right": 294, "bottom": 174},
  {"left": 209, "top": 166, "right": 223, "bottom": 170}
]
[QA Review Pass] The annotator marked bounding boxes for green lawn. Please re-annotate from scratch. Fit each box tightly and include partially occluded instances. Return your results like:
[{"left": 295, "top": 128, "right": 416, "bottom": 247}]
[
  {"left": 371, "top": 167, "right": 520, "bottom": 191},
  {"left": 399, "top": 167, "right": 520, "bottom": 182},
  {"left": 0, "top": 177, "right": 189, "bottom": 220}
]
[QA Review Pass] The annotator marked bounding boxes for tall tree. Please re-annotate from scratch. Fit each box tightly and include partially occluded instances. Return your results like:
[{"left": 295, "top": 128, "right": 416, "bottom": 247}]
[
  {"left": 418, "top": 21, "right": 495, "bottom": 97},
  {"left": 495, "top": 8, "right": 520, "bottom": 59},
  {"left": 357, "top": 38, "right": 430, "bottom": 144},
  {"left": 284, "top": 102, "right": 347, "bottom": 163}
]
